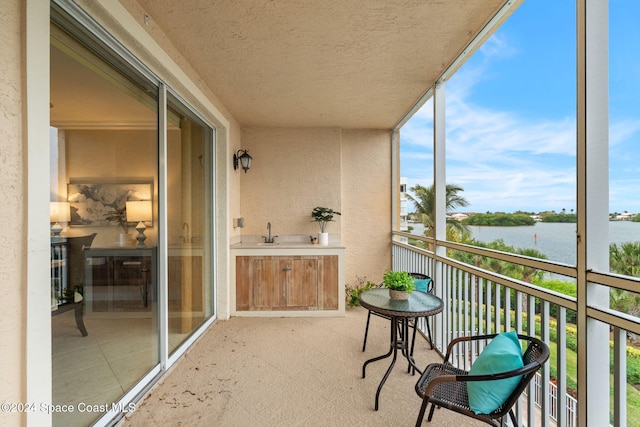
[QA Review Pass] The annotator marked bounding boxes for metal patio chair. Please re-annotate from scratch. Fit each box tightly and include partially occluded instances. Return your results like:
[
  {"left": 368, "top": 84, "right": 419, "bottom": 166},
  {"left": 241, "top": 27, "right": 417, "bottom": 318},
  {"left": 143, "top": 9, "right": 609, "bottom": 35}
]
[{"left": 414, "top": 333, "right": 549, "bottom": 427}]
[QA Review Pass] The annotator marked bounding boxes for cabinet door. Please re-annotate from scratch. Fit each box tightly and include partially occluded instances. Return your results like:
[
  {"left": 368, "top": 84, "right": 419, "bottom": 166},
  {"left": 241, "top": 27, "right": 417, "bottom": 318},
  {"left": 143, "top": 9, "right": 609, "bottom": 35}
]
[
  {"left": 318, "top": 255, "right": 338, "bottom": 310},
  {"left": 251, "top": 257, "right": 280, "bottom": 309},
  {"left": 236, "top": 256, "right": 280, "bottom": 310},
  {"left": 235, "top": 257, "right": 251, "bottom": 310},
  {"left": 280, "top": 258, "right": 318, "bottom": 309}
]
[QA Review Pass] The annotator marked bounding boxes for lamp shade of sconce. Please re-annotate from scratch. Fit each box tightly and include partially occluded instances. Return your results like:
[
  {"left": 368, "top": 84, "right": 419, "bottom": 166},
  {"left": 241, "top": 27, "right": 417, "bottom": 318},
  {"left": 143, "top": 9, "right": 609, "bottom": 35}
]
[
  {"left": 50, "top": 201, "right": 70, "bottom": 235},
  {"left": 233, "top": 149, "right": 253, "bottom": 173},
  {"left": 126, "top": 200, "right": 152, "bottom": 246}
]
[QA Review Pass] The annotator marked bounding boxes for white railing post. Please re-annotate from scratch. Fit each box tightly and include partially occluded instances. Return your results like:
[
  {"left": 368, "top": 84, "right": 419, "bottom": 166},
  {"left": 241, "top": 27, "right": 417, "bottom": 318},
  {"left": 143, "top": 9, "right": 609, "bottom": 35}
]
[
  {"left": 557, "top": 307, "right": 568, "bottom": 427},
  {"left": 613, "top": 327, "right": 627, "bottom": 426}
]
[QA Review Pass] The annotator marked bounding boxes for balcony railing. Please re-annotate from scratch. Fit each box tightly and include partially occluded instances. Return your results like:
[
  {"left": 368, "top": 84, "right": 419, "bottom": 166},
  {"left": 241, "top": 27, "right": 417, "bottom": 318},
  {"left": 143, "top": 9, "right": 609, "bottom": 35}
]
[{"left": 392, "top": 230, "right": 639, "bottom": 427}]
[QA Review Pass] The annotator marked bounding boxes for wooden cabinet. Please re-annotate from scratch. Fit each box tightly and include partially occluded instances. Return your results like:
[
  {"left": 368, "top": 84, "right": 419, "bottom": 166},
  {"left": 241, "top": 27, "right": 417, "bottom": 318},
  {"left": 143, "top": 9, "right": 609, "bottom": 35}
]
[{"left": 236, "top": 255, "right": 338, "bottom": 311}]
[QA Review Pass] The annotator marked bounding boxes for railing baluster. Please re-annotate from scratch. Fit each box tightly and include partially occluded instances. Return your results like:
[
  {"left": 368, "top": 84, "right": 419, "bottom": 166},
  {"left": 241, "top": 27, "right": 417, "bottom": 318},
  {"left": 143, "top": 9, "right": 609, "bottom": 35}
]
[
  {"left": 613, "top": 326, "right": 627, "bottom": 427},
  {"left": 479, "top": 277, "right": 484, "bottom": 337},
  {"left": 514, "top": 290, "right": 523, "bottom": 425},
  {"left": 557, "top": 306, "right": 567, "bottom": 427},
  {"left": 456, "top": 268, "right": 462, "bottom": 341},
  {"left": 541, "top": 301, "right": 551, "bottom": 427},
  {"left": 471, "top": 272, "right": 477, "bottom": 348},
  {"left": 463, "top": 269, "right": 470, "bottom": 365},
  {"left": 527, "top": 293, "right": 536, "bottom": 427},
  {"left": 495, "top": 282, "right": 501, "bottom": 333},
  {"left": 505, "top": 286, "right": 511, "bottom": 332}
]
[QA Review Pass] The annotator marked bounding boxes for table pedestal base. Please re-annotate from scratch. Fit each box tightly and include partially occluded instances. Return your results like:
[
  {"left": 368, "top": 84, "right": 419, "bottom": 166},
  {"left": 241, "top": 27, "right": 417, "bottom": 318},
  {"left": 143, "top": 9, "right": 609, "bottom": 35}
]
[{"left": 362, "top": 317, "right": 421, "bottom": 410}]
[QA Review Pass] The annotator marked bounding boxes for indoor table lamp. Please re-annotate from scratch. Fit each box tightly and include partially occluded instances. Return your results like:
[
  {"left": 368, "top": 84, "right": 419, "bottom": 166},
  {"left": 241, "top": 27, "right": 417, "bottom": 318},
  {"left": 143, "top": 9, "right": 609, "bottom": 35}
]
[{"left": 126, "top": 200, "right": 152, "bottom": 247}]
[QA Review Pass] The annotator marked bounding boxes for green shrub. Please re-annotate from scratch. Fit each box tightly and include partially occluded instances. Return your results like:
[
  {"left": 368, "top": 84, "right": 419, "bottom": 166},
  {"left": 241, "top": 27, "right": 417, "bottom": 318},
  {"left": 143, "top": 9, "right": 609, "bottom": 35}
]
[{"left": 345, "top": 276, "right": 377, "bottom": 307}]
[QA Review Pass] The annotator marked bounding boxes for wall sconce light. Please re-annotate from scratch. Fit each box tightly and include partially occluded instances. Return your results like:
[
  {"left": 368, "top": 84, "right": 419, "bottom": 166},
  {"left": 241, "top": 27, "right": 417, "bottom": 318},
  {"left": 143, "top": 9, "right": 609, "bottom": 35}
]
[
  {"left": 50, "top": 201, "right": 70, "bottom": 236},
  {"left": 233, "top": 149, "right": 253, "bottom": 173},
  {"left": 126, "top": 200, "right": 152, "bottom": 247}
]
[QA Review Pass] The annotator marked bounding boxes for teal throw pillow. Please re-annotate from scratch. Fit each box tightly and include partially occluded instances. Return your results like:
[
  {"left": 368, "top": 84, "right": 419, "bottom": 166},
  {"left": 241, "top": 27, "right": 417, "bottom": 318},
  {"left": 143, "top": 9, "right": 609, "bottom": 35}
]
[
  {"left": 467, "top": 331, "right": 524, "bottom": 414},
  {"left": 414, "top": 278, "right": 432, "bottom": 293}
]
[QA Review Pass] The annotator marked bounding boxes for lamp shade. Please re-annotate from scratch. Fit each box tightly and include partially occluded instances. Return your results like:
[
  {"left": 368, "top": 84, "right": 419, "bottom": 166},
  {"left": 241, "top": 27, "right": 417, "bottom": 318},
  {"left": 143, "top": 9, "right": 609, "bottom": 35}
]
[
  {"left": 50, "top": 202, "right": 70, "bottom": 222},
  {"left": 126, "top": 201, "right": 152, "bottom": 222}
]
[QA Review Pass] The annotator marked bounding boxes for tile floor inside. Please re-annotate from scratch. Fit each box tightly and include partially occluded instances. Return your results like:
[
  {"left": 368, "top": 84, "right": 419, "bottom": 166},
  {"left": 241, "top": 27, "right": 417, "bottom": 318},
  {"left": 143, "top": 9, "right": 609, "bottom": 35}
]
[{"left": 52, "top": 311, "right": 189, "bottom": 426}]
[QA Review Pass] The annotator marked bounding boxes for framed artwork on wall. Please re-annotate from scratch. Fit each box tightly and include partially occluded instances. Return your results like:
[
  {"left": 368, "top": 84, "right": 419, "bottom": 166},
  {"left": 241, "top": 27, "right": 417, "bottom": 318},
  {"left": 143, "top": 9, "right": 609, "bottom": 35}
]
[{"left": 67, "top": 181, "right": 153, "bottom": 227}]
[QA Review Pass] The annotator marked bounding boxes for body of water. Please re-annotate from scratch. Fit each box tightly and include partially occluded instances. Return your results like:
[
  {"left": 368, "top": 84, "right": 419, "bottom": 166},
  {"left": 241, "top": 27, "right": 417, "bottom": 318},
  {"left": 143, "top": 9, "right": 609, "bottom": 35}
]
[{"left": 408, "top": 221, "right": 640, "bottom": 265}]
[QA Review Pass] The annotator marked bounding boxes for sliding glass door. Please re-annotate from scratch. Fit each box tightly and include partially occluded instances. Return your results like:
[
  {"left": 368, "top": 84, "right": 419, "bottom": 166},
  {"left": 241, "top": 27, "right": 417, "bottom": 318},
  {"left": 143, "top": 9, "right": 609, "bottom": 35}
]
[{"left": 50, "top": 4, "right": 216, "bottom": 425}]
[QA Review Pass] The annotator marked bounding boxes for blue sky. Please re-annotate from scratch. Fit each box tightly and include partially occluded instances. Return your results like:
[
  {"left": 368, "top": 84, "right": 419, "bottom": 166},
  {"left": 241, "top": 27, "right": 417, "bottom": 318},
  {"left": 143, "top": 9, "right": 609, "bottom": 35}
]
[{"left": 400, "top": 1, "right": 640, "bottom": 214}]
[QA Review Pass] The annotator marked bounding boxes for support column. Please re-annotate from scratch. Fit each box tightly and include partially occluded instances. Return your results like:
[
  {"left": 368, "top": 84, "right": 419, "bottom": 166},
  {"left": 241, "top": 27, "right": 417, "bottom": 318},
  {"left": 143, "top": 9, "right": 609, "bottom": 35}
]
[
  {"left": 433, "top": 81, "right": 446, "bottom": 259},
  {"left": 576, "top": 1, "right": 610, "bottom": 426}
]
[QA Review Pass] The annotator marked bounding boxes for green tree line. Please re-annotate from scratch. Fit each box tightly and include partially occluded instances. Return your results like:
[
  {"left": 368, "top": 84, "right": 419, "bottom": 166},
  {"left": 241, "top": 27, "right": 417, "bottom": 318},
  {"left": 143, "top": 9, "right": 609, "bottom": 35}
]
[{"left": 462, "top": 212, "right": 535, "bottom": 226}]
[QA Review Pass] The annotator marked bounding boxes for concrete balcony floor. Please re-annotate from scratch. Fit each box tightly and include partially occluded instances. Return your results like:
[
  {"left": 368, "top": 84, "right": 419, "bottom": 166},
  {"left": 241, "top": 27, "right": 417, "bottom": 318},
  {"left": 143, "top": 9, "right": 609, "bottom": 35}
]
[{"left": 120, "top": 308, "right": 483, "bottom": 427}]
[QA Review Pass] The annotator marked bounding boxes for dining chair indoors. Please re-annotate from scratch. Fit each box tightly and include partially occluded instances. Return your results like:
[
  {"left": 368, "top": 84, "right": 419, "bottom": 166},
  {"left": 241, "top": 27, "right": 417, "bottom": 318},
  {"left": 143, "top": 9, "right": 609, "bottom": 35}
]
[
  {"left": 361, "top": 272, "right": 433, "bottom": 352},
  {"left": 67, "top": 233, "right": 98, "bottom": 294},
  {"left": 414, "top": 333, "right": 550, "bottom": 427},
  {"left": 53, "top": 232, "right": 97, "bottom": 337}
]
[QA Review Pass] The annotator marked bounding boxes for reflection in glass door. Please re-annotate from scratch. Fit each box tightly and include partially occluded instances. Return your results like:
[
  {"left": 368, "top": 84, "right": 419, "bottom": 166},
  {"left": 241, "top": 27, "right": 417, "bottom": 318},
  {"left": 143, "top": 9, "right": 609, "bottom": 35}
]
[
  {"left": 50, "top": 5, "right": 216, "bottom": 425},
  {"left": 166, "top": 93, "right": 215, "bottom": 354},
  {"left": 50, "top": 22, "right": 159, "bottom": 426}
]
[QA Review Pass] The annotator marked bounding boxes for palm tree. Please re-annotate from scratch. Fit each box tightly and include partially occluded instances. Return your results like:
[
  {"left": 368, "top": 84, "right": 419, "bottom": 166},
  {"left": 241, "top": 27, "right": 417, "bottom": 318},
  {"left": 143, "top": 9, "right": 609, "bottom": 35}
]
[
  {"left": 406, "top": 183, "right": 469, "bottom": 238},
  {"left": 609, "top": 242, "right": 640, "bottom": 318},
  {"left": 513, "top": 248, "right": 548, "bottom": 283},
  {"left": 610, "top": 242, "right": 640, "bottom": 278}
]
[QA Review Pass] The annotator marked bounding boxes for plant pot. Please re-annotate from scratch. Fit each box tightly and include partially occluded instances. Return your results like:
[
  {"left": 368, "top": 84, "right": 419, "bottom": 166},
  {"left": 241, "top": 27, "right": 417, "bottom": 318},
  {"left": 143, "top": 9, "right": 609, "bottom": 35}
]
[
  {"left": 119, "top": 233, "right": 129, "bottom": 247},
  {"left": 389, "top": 289, "right": 410, "bottom": 300},
  {"left": 318, "top": 232, "right": 329, "bottom": 246}
]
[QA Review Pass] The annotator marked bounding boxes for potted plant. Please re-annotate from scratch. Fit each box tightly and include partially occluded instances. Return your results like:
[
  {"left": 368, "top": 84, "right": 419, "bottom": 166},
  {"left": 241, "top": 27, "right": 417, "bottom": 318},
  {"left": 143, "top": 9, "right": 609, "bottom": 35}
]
[
  {"left": 382, "top": 270, "right": 416, "bottom": 300},
  {"left": 311, "top": 206, "right": 341, "bottom": 245},
  {"left": 104, "top": 206, "right": 130, "bottom": 246}
]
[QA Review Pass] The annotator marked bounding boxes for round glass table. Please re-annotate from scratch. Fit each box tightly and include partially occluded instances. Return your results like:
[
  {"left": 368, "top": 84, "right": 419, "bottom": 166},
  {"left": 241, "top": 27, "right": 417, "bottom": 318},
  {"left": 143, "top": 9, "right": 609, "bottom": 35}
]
[{"left": 359, "top": 288, "right": 444, "bottom": 410}]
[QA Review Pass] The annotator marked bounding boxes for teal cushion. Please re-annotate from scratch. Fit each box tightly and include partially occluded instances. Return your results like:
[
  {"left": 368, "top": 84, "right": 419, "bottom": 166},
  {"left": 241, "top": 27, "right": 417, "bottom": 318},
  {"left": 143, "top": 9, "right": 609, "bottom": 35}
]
[
  {"left": 467, "top": 331, "right": 524, "bottom": 414},
  {"left": 414, "top": 278, "right": 432, "bottom": 293}
]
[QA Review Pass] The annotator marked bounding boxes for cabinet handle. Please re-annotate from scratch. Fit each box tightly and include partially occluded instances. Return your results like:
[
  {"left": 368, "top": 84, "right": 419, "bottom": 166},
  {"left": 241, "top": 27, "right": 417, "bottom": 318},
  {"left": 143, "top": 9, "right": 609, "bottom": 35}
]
[{"left": 283, "top": 267, "right": 291, "bottom": 272}]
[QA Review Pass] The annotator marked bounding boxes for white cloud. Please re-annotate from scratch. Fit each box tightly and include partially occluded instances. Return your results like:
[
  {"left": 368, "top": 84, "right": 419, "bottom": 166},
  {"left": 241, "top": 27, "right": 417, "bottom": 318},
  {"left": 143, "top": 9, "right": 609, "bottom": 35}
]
[
  {"left": 610, "top": 119, "right": 640, "bottom": 147},
  {"left": 401, "top": 34, "right": 577, "bottom": 213},
  {"left": 478, "top": 33, "right": 518, "bottom": 61}
]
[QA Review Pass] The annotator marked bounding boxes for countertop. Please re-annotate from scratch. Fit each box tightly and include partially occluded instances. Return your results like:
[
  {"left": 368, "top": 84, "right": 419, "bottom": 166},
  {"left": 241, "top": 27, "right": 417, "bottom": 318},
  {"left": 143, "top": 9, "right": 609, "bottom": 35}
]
[
  {"left": 230, "top": 235, "right": 344, "bottom": 250},
  {"left": 231, "top": 241, "right": 345, "bottom": 249}
]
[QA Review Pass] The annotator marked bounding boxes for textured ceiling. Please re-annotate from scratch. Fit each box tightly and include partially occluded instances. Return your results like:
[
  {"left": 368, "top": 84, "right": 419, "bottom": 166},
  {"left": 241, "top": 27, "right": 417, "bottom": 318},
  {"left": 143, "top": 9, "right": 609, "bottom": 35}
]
[{"left": 131, "top": 0, "right": 508, "bottom": 128}]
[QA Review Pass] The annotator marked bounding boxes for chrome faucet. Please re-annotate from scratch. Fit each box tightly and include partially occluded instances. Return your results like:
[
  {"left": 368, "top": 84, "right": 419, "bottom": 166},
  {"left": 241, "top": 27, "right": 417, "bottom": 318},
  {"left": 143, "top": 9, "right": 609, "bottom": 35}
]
[
  {"left": 181, "top": 222, "right": 191, "bottom": 243},
  {"left": 263, "top": 222, "right": 278, "bottom": 243}
]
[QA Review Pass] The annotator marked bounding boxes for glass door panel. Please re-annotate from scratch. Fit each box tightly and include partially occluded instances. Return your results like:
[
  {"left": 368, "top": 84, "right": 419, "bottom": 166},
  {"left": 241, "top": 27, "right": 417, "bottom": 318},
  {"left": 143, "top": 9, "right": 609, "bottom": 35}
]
[
  {"left": 166, "top": 93, "right": 214, "bottom": 353},
  {"left": 50, "top": 23, "right": 159, "bottom": 427}
]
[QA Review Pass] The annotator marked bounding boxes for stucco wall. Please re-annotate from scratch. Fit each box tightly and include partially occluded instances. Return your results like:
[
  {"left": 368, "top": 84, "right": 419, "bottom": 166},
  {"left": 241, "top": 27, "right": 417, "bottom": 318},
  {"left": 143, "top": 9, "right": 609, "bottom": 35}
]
[
  {"left": 240, "top": 127, "right": 392, "bottom": 287},
  {"left": 240, "top": 127, "right": 343, "bottom": 238},
  {"left": 0, "top": 1, "right": 26, "bottom": 425},
  {"left": 341, "top": 129, "right": 392, "bottom": 285}
]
